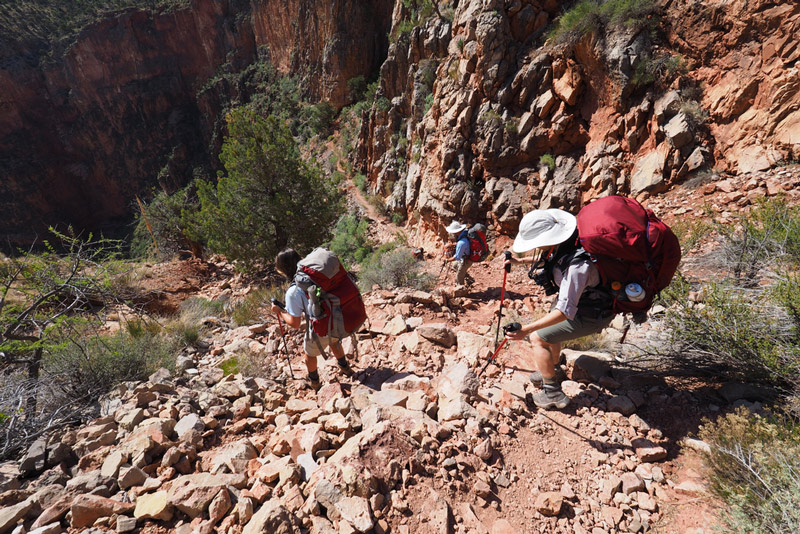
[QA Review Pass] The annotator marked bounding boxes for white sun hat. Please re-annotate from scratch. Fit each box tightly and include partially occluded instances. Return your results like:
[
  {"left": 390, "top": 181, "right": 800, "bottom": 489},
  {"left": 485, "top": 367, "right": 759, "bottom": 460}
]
[
  {"left": 512, "top": 209, "right": 577, "bottom": 253},
  {"left": 445, "top": 221, "right": 467, "bottom": 233}
]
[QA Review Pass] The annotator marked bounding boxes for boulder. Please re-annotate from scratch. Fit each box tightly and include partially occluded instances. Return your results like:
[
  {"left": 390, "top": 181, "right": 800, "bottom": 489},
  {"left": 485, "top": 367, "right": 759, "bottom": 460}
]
[
  {"left": 416, "top": 323, "right": 456, "bottom": 347},
  {"left": 70, "top": 494, "right": 134, "bottom": 528},
  {"left": 242, "top": 501, "right": 302, "bottom": 534},
  {"left": 436, "top": 362, "right": 479, "bottom": 400},
  {"left": 134, "top": 490, "right": 173, "bottom": 521},
  {"left": 630, "top": 146, "right": 669, "bottom": 197}
]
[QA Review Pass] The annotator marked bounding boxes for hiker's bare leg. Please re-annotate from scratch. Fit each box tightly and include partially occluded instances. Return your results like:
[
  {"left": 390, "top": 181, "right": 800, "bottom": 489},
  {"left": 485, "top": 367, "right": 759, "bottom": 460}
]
[
  {"left": 305, "top": 354, "right": 318, "bottom": 373},
  {"left": 532, "top": 333, "right": 559, "bottom": 380},
  {"left": 330, "top": 340, "right": 345, "bottom": 360}
]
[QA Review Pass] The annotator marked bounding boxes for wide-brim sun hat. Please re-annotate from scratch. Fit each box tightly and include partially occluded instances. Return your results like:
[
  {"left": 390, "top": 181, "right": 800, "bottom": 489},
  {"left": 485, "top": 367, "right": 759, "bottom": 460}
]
[
  {"left": 512, "top": 209, "right": 577, "bottom": 253},
  {"left": 445, "top": 221, "right": 467, "bottom": 233}
]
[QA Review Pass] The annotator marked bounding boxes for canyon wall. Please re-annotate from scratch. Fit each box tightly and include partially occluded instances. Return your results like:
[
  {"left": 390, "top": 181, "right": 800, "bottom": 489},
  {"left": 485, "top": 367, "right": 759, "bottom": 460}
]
[
  {"left": 0, "top": 0, "right": 394, "bottom": 245},
  {"left": 357, "top": 0, "right": 800, "bottom": 244}
]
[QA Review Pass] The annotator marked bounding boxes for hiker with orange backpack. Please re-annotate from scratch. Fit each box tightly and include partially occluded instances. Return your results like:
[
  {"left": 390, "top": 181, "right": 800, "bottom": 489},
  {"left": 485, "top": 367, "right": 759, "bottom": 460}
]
[
  {"left": 270, "top": 248, "right": 367, "bottom": 389},
  {"left": 501, "top": 198, "right": 680, "bottom": 410},
  {"left": 444, "top": 220, "right": 489, "bottom": 286}
]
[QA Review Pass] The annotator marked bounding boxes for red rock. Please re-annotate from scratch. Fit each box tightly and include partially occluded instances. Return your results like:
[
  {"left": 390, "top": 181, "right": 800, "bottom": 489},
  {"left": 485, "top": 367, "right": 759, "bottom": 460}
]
[
  {"left": 534, "top": 492, "right": 563, "bottom": 516},
  {"left": 70, "top": 494, "right": 134, "bottom": 528}
]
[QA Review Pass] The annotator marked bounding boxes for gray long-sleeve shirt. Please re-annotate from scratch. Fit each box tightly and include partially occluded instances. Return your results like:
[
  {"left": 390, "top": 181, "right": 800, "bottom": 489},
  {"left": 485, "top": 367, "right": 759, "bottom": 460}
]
[{"left": 551, "top": 257, "right": 601, "bottom": 320}]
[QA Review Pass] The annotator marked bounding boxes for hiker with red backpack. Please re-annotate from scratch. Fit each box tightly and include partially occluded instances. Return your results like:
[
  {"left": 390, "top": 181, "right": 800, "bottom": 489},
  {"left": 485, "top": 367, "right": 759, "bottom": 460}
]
[
  {"left": 501, "top": 197, "right": 680, "bottom": 411},
  {"left": 444, "top": 220, "right": 489, "bottom": 286},
  {"left": 270, "top": 247, "right": 367, "bottom": 389}
]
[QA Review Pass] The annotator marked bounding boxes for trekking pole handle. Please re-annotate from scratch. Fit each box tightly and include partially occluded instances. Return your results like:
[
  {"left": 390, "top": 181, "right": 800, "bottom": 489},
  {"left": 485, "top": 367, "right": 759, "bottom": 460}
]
[
  {"left": 271, "top": 298, "right": 285, "bottom": 310},
  {"left": 503, "top": 322, "right": 521, "bottom": 334},
  {"left": 504, "top": 251, "right": 512, "bottom": 272}
]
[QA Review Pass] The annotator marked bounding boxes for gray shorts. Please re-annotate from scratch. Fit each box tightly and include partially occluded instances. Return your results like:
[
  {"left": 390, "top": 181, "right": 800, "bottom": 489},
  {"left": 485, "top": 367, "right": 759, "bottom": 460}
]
[{"left": 535, "top": 312, "right": 615, "bottom": 345}]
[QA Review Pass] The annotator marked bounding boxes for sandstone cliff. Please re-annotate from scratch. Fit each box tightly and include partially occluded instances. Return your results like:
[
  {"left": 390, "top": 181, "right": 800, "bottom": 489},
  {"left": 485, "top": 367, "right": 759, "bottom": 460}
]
[
  {"left": 357, "top": 0, "right": 800, "bottom": 244},
  {"left": 0, "top": 0, "right": 393, "bottom": 246}
]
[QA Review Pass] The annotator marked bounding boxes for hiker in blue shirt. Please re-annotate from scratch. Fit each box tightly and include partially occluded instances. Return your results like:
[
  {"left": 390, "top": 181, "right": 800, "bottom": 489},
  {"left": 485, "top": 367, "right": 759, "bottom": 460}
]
[{"left": 444, "top": 221, "right": 474, "bottom": 286}]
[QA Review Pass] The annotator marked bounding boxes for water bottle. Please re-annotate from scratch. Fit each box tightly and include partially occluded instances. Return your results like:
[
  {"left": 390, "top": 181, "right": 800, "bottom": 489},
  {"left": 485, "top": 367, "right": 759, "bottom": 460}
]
[{"left": 625, "top": 283, "right": 645, "bottom": 302}]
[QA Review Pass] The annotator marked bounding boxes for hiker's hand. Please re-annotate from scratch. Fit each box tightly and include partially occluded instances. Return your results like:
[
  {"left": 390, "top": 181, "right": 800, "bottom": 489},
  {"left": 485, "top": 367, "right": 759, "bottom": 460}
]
[
  {"left": 270, "top": 303, "right": 282, "bottom": 315},
  {"left": 505, "top": 325, "right": 529, "bottom": 341}
]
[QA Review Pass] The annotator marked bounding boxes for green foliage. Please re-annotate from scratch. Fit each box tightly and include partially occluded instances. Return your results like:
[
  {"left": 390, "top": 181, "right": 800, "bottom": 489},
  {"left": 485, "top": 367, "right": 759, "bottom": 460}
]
[
  {"left": 539, "top": 153, "right": 556, "bottom": 170},
  {"left": 720, "top": 196, "right": 800, "bottom": 282},
  {"left": 698, "top": 408, "right": 800, "bottom": 534},
  {"left": 549, "top": 0, "right": 658, "bottom": 45},
  {"left": 230, "top": 288, "right": 277, "bottom": 327},
  {"left": 358, "top": 246, "right": 434, "bottom": 291},
  {"left": 130, "top": 184, "right": 199, "bottom": 260},
  {"left": 376, "top": 96, "right": 392, "bottom": 112},
  {"left": 186, "top": 108, "right": 343, "bottom": 271},
  {"left": 664, "top": 280, "right": 800, "bottom": 386},
  {"left": 304, "top": 101, "right": 337, "bottom": 138},
  {"left": 424, "top": 93, "right": 434, "bottom": 114},
  {"left": 669, "top": 217, "right": 712, "bottom": 256},
  {"left": 347, "top": 75, "right": 367, "bottom": 102},
  {"left": 45, "top": 326, "right": 178, "bottom": 399},
  {"left": 327, "top": 214, "right": 374, "bottom": 267},
  {"left": 219, "top": 357, "right": 239, "bottom": 376},
  {"left": 680, "top": 99, "right": 709, "bottom": 128},
  {"left": 456, "top": 38, "right": 465, "bottom": 51},
  {"left": 354, "top": 173, "right": 368, "bottom": 192},
  {"left": 479, "top": 109, "right": 503, "bottom": 127},
  {"left": 631, "top": 54, "right": 688, "bottom": 89}
]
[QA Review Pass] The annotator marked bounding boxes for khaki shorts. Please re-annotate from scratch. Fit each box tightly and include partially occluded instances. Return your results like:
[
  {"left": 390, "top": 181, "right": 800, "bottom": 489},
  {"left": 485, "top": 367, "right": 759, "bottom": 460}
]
[
  {"left": 535, "top": 312, "right": 615, "bottom": 345},
  {"left": 303, "top": 332, "right": 342, "bottom": 357}
]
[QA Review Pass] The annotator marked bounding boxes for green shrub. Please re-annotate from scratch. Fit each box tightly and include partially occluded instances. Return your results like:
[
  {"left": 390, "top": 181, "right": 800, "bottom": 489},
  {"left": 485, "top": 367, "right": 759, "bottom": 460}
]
[
  {"left": 45, "top": 328, "right": 178, "bottom": 399},
  {"left": 663, "top": 280, "right": 800, "bottom": 387},
  {"left": 130, "top": 185, "right": 200, "bottom": 260},
  {"left": 358, "top": 246, "right": 433, "bottom": 291},
  {"left": 354, "top": 173, "right": 368, "bottom": 192},
  {"left": 230, "top": 288, "right": 274, "bottom": 326},
  {"left": 680, "top": 99, "right": 709, "bottom": 128},
  {"left": 304, "top": 101, "right": 337, "bottom": 137},
  {"left": 539, "top": 153, "right": 556, "bottom": 170},
  {"left": 669, "top": 217, "right": 712, "bottom": 255},
  {"left": 720, "top": 196, "right": 800, "bottom": 282},
  {"left": 328, "top": 213, "right": 374, "bottom": 266},
  {"left": 186, "top": 108, "right": 343, "bottom": 271},
  {"left": 347, "top": 75, "right": 367, "bottom": 102},
  {"left": 631, "top": 54, "right": 688, "bottom": 89},
  {"left": 549, "top": 0, "right": 658, "bottom": 45},
  {"left": 698, "top": 408, "right": 800, "bottom": 534}
]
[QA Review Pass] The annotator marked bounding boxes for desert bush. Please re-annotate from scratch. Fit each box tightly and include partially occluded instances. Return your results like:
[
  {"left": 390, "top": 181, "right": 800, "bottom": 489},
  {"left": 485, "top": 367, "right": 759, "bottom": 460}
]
[
  {"left": 304, "top": 101, "right": 337, "bottom": 138},
  {"left": 698, "top": 408, "right": 800, "bottom": 534},
  {"left": 358, "top": 246, "right": 433, "bottom": 291},
  {"left": 631, "top": 53, "right": 687, "bottom": 89},
  {"left": 663, "top": 280, "right": 800, "bottom": 387},
  {"left": 130, "top": 184, "right": 200, "bottom": 260},
  {"left": 719, "top": 196, "right": 800, "bottom": 283},
  {"left": 44, "top": 326, "right": 178, "bottom": 400},
  {"left": 328, "top": 213, "right": 374, "bottom": 267},
  {"left": 539, "top": 153, "right": 556, "bottom": 170},
  {"left": 549, "top": 0, "right": 658, "bottom": 45},
  {"left": 230, "top": 287, "right": 283, "bottom": 326},
  {"left": 668, "top": 217, "right": 712, "bottom": 256},
  {"left": 187, "top": 108, "right": 343, "bottom": 271},
  {"left": 680, "top": 99, "right": 709, "bottom": 128}
]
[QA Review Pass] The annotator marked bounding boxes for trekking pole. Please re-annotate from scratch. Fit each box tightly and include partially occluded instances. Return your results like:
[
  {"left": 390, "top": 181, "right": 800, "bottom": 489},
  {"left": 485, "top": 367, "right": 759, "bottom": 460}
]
[
  {"left": 494, "top": 251, "right": 512, "bottom": 349},
  {"left": 271, "top": 299, "right": 295, "bottom": 379},
  {"left": 479, "top": 322, "right": 520, "bottom": 377}
]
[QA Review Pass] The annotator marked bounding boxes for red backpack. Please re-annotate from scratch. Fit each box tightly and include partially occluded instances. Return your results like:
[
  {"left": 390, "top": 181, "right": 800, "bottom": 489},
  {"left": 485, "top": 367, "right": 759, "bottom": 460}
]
[
  {"left": 576, "top": 196, "right": 681, "bottom": 314},
  {"left": 466, "top": 224, "right": 489, "bottom": 262},
  {"left": 294, "top": 248, "right": 367, "bottom": 338}
]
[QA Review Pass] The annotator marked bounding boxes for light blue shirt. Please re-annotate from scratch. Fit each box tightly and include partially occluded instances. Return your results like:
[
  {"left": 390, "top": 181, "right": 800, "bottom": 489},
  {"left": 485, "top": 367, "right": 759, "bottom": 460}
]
[
  {"left": 285, "top": 284, "right": 310, "bottom": 318},
  {"left": 452, "top": 231, "right": 470, "bottom": 261}
]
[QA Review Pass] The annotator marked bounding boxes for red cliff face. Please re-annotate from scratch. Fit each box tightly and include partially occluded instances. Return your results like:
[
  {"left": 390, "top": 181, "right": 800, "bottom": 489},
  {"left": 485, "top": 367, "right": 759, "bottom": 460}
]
[{"left": 0, "top": 0, "right": 394, "bottom": 246}]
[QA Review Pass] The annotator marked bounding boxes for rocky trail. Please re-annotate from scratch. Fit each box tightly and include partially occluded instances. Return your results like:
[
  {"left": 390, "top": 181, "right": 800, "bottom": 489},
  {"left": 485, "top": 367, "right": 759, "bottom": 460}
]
[{"left": 4, "top": 166, "right": 797, "bottom": 534}]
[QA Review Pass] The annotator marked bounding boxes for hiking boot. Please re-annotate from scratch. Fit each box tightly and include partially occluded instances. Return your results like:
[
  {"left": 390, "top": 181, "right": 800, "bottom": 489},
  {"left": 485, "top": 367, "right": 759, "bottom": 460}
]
[
  {"left": 529, "top": 367, "right": 566, "bottom": 387},
  {"left": 336, "top": 358, "right": 354, "bottom": 377},
  {"left": 533, "top": 384, "right": 570, "bottom": 410},
  {"left": 307, "top": 377, "right": 322, "bottom": 391}
]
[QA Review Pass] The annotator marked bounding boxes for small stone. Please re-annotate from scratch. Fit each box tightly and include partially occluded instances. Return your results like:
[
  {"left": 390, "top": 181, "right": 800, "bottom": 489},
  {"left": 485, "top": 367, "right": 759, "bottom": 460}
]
[{"left": 534, "top": 492, "right": 563, "bottom": 516}]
